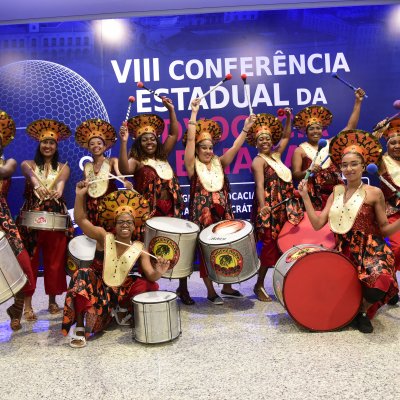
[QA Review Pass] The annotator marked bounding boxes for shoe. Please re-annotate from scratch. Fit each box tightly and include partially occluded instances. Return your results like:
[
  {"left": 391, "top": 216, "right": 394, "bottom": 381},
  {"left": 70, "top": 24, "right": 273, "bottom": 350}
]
[
  {"left": 388, "top": 294, "right": 399, "bottom": 305},
  {"left": 355, "top": 312, "right": 373, "bottom": 334},
  {"left": 207, "top": 294, "right": 224, "bottom": 305},
  {"left": 253, "top": 286, "right": 272, "bottom": 302},
  {"left": 6, "top": 306, "right": 22, "bottom": 331},
  {"left": 48, "top": 303, "right": 61, "bottom": 314},
  {"left": 69, "top": 327, "right": 87, "bottom": 348},
  {"left": 176, "top": 290, "right": 195, "bottom": 305},
  {"left": 23, "top": 308, "right": 38, "bottom": 321},
  {"left": 220, "top": 289, "right": 244, "bottom": 298},
  {"left": 112, "top": 306, "right": 132, "bottom": 326}
]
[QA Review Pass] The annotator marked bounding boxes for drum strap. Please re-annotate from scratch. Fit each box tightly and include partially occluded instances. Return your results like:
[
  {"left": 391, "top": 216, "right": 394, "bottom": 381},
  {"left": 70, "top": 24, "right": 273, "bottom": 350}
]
[
  {"left": 383, "top": 154, "right": 400, "bottom": 187},
  {"left": 142, "top": 158, "right": 174, "bottom": 180},
  {"left": 103, "top": 233, "right": 143, "bottom": 287},
  {"left": 85, "top": 159, "right": 111, "bottom": 198},
  {"left": 300, "top": 142, "right": 331, "bottom": 169},
  {"left": 329, "top": 184, "right": 365, "bottom": 234},
  {"left": 195, "top": 155, "right": 224, "bottom": 192},
  {"left": 257, "top": 152, "right": 292, "bottom": 182}
]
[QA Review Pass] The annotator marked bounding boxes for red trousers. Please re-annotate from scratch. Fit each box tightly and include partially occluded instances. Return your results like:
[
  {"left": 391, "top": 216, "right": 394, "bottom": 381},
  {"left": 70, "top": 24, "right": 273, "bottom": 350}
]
[
  {"left": 17, "top": 249, "right": 36, "bottom": 297},
  {"left": 388, "top": 214, "right": 400, "bottom": 271},
  {"left": 259, "top": 229, "right": 281, "bottom": 268},
  {"left": 31, "top": 230, "right": 68, "bottom": 295}
]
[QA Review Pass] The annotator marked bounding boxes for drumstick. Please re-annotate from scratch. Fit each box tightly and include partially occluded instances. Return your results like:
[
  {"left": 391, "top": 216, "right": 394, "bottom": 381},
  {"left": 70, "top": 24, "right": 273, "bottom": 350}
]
[
  {"left": 108, "top": 172, "right": 132, "bottom": 185},
  {"left": 270, "top": 190, "right": 300, "bottom": 210},
  {"left": 304, "top": 139, "right": 328, "bottom": 181},
  {"left": 366, "top": 163, "right": 400, "bottom": 198},
  {"left": 331, "top": 73, "right": 368, "bottom": 98},
  {"left": 137, "top": 82, "right": 163, "bottom": 99},
  {"left": 114, "top": 240, "right": 158, "bottom": 260},
  {"left": 25, "top": 162, "right": 59, "bottom": 204},
  {"left": 125, "top": 96, "right": 135, "bottom": 121},
  {"left": 371, "top": 100, "right": 400, "bottom": 134},
  {"left": 198, "top": 74, "right": 232, "bottom": 100},
  {"left": 310, "top": 154, "right": 330, "bottom": 177},
  {"left": 241, "top": 74, "right": 253, "bottom": 115},
  {"left": 48, "top": 161, "right": 68, "bottom": 191}
]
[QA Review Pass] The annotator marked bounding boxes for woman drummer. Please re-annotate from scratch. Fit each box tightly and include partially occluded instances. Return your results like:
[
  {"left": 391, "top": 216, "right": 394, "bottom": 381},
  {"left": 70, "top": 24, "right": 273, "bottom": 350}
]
[
  {"left": 75, "top": 118, "right": 133, "bottom": 226},
  {"left": 249, "top": 109, "right": 303, "bottom": 302},
  {"left": 18, "top": 119, "right": 74, "bottom": 319},
  {"left": 184, "top": 98, "right": 255, "bottom": 304},
  {"left": 0, "top": 111, "right": 35, "bottom": 330},
  {"left": 298, "top": 129, "right": 399, "bottom": 333},
  {"left": 291, "top": 88, "right": 365, "bottom": 210},
  {"left": 62, "top": 184, "right": 169, "bottom": 348},
  {"left": 118, "top": 98, "right": 191, "bottom": 304}
]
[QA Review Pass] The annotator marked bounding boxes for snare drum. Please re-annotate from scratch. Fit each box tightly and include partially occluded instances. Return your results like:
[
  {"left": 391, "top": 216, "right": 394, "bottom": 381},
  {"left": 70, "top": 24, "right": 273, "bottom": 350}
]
[
  {"left": 132, "top": 291, "right": 181, "bottom": 344},
  {"left": 277, "top": 212, "right": 335, "bottom": 253},
  {"left": 273, "top": 244, "right": 362, "bottom": 331},
  {"left": 66, "top": 235, "right": 97, "bottom": 277},
  {"left": 19, "top": 210, "right": 68, "bottom": 231},
  {"left": 144, "top": 217, "right": 199, "bottom": 279},
  {"left": 199, "top": 219, "right": 260, "bottom": 284},
  {"left": 0, "top": 231, "right": 28, "bottom": 304}
]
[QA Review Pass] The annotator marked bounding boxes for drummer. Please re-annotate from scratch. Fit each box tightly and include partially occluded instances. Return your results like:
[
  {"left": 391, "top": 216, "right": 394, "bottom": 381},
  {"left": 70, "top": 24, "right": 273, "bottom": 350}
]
[
  {"left": 118, "top": 97, "right": 192, "bottom": 304},
  {"left": 298, "top": 129, "right": 399, "bottom": 333},
  {"left": 184, "top": 98, "right": 255, "bottom": 304},
  {"left": 249, "top": 109, "right": 303, "bottom": 302},
  {"left": 18, "top": 119, "right": 74, "bottom": 320},
  {"left": 62, "top": 183, "right": 169, "bottom": 348},
  {"left": 0, "top": 111, "right": 35, "bottom": 331},
  {"left": 75, "top": 118, "right": 133, "bottom": 226},
  {"left": 291, "top": 88, "right": 365, "bottom": 210}
]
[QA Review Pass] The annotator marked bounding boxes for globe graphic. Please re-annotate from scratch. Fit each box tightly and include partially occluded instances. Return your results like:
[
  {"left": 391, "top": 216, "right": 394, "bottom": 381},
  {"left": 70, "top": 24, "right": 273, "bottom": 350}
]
[{"left": 0, "top": 59, "right": 110, "bottom": 212}]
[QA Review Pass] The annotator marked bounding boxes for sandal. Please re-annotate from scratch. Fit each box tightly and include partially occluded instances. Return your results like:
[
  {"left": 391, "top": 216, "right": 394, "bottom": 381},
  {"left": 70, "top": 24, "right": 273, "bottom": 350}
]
[
  {"left": 48, "top": 303, "right": 61, "bottom": 314},
  {"left": 70, "top": 327, "right": 87, "bottom": 348},
  {"left": 112, "top": 306, "right": 132, "bottom": 326},
  {"left": 6, "top": 306, "right": 22, "bottom": 331},
  {"left": 221, "top": 289, "right": 244, "bottom": 298},
  {"left": 253, "top": 286, "right": 272, "bottom": 302},
  {"left": 24, "top": 308, "right": 38, "bottom": 321},
  {"left": 176, "top": 290, "right": 195, "bottom": 305}
]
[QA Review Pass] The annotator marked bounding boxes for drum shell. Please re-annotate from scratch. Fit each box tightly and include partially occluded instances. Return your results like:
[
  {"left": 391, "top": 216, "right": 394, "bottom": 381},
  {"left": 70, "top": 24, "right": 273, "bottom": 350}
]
[
  {"left": 0, "top": 232, "right": 27, "bottom": 304},
  {"left": 132, "top": 291, "right": 181, "bottom": 344},
  {"left": 144, "top": 217, "right": 199, "bottom": 279},
  {"left": 66, "top": 235, "right": 96, "bottom": 277},
  {"left": 199, "top": 220, "right": 260, "bottom": 284},
  {"left": 19, "top": 210, "right": 68, "bottom": 231},
  {"left": 273, "top": 244, "right": 362, "bottom": 331}
]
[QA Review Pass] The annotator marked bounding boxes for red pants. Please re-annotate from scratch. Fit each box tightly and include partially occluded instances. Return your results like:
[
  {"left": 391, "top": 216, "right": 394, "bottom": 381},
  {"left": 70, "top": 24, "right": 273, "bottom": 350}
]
[
  {"left": 259, "top": 229, "right": 281, "bottom": 268},
  {"left": 31, "top": 230, "right": 68, "bottom": 295},
  {"left": 388, "top": 214, "right": 400, "bottom": 271},
  {"left": 17, "top": 249, "right": 36, "bottom": 297}
]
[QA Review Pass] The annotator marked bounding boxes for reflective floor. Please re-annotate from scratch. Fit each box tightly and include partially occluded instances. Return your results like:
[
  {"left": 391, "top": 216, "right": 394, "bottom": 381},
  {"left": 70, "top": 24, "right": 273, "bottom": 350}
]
[{"left": 0, "top": 271, "right": 399, "bottom": 400}]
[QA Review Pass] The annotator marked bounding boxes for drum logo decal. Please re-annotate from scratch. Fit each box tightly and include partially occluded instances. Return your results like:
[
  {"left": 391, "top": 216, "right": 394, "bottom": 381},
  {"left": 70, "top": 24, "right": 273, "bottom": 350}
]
[
  {"left": 149, "top": 236, "right": 180, "bottom": 269},
  {"left": 286, "top": 247, "right": 319, "bottom": 262},
  {"left": 66, "top": 257, "right": 78, "bottom": 276},
  {"left": 34, "top": 216, "right": 47, "bottom": 224},
  {"left": 210, "top": 248, "right": 243, "bottom": 277}
]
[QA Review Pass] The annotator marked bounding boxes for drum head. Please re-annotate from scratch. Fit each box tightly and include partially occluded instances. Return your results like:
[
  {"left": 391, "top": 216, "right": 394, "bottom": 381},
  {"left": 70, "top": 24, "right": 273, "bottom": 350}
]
[
  {"left": 68, "top": 235, "right": 96, "bottom": 261},
  {"left": 278, "top": 212, "right": 335, "bottom": 253},
  {"left": 133, "top": 290, "right": 177, "bottom": 303},
  {"left": 283, "top": 250, "right": 362, "bottom": 331},
  {"left": 199, "top": 220, "right": 252, "bottom": 244},
  {"left": 145, "top": 217, "right": 199, "bottom": 234}
]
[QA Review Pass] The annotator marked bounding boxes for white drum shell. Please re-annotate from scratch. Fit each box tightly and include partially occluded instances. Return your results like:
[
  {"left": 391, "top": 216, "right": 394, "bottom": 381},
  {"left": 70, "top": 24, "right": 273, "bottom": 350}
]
[
  {"left": 19, "top": 210, "right": 68, "bottom": 231},
  {"left": 0, "top": 232, "right": 27, "bottom": 304},
  {"left": 199, "top": 220, "right": 260, "bottom": 284},
  {"left": 66, "top": 235, "right": 97, "bottom": 276},
  {"left": 144, "top": 217, "right": 199, "bottom": 279},
  {"left": 132, "top": 291, "right": 181, "bottom": 344}
]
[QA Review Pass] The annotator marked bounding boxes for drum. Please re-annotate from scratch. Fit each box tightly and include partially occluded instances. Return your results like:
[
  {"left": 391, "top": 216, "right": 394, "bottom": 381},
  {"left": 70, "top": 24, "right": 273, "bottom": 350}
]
[
  {"left": 144, "top": 217, "right": 199, "bottom": 279},
  {"left": 277, "top": 211, "right": 335, "bottom": 253},
  {"left": 199, "top": 219, "right": 260, "bottom": 284},
  {"left": 19, "top": 210, "right": 68, "bottom": 231},
  {"left": 273, "top": 244, "right": 362, "bottom": 331},
  {"left": 132, "top": 291, "right": 181, "bottom": 344},
  {"left": 0, "top": 231, "right": 28, "bottom": 304},
  {"left": 66, "top": 235, "right": 97, "bottom": 277}
]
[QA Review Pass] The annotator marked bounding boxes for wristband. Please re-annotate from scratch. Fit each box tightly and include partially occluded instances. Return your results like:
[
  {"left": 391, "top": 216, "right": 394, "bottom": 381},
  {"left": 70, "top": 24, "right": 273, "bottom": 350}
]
[
  {"left": 188, "top": 120, "right": 196, "bottom": 126},
  {"left": 242, "top": 129, "right": 248, "bottom": 133}
]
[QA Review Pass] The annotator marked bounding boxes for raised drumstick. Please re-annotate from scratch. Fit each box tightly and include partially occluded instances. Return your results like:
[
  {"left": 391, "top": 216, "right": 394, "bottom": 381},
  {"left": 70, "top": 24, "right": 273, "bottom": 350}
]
[
  {"left": 366, "top": 163, "right": 400, "bottom": 198},
  {"left": 198, "top": 74, "right": 232, "bottom": 100},
  {"left": 136, "top": 82, "right": 163, "bottom": 99},
  {"left": 372, "top": 100, "right": 400, "bottom": 134},
  {"left": 331, "top": 73, "right": 368, "bottom": 98},
  {"left": 114, "top": 240, "right": 158, "bottom": 260},
  {"left": 125, "top": 96, "right": 135, "bottom": 121},
  {"left": 304, "top": 139, "right": 328, "bottom": 181},
  {"left": 241, "top": 74, "right": 253, "bottom": 115}
]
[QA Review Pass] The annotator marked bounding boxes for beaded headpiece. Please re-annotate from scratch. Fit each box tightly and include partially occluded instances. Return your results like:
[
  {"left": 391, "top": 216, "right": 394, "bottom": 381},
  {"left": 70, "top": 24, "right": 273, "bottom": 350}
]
[
  {"left": 75, "top": 119, "right": 117, "bottom": 150},
  {"left": 293, "top": 106, "right": 333, "bottom": 132},
  {"left": 246, "top": 113, "right": 283, "bottom": 146},
  {"left": 127, "top": 114, "right": 164, "bottom": 139},
  {"left": 27, "top": 119, "right": 71, "bottom": 142},
  {"left": 0, "top": 110, "right": 16, "bottom": 147}
]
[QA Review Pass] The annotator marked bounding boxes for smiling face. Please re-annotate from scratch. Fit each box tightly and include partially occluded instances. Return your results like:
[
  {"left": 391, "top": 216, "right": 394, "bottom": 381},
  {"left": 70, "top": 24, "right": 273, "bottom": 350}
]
[
  {"left": 115, "top": 213, "right": 135, "bottom": 240},
  {"left": 196, "top": 139, "right": 214, "bottom": 164},
  {"left": 387, "top": 136, "right": 400, "bottom": 160},
  {"left": 340, "top": 152, "right": 364, "bottom": 184},
  {"left": 306, "top": 123, "right": 323, "bottom": 145},
  {"left": 140, "top": 133, "right": 158, "bottom": 156},
  {"left": 256, "top": 133, "right": 272, "bottom": 154},
  {"left": 39, "top": 139, "right": 57, "bottom": 158},
  {"left": 88, "top": 137, "right": 106, "bottom": 157}
]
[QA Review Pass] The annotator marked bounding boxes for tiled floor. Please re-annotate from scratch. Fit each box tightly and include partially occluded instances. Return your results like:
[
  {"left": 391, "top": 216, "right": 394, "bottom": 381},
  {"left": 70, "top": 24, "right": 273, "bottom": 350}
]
[{"left": 0, "top": 271, "right": 399, "bottom": 400}]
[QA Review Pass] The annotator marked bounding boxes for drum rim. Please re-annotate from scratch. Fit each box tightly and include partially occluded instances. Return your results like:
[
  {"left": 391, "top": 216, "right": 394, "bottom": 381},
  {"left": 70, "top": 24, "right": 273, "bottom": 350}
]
[
  {"left": 132, "top": 290, "right": 178, "bottom": 304},
  {"left": 145, "top": 217, "right": 200, "bottom": 233}
]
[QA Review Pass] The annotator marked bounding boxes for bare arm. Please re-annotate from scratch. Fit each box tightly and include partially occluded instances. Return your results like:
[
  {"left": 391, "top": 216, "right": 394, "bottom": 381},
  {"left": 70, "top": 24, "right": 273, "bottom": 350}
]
[
  {"left": 161, "top": 97, "right": 178, "bottom": 156},
  {"left": 372, "top": 186, "right": 400, "bottom": 237},
  {"left": 184, "top": 98, "right": 201, "bottom": 179},
  {"left": 118, "top": 122, "right": 139, "bottom": 175},
  {"left": 49, "top": 162, "right": 70, "bottom": 200},
  {"left": 220, "top": 114, "right": 255, "bottom": 167},
  {"left": 109, "top": 157, "right": 134, "bottom": 190},
  {"left": 343, "top": 88, "right": 365, "bottom": 130},
  {"left": 0, "top": 158, "right": 17, "bottom": 179},
  {"left": 252, "top": 156, "right": 267, "bottom": 211},
  {"left": 275, "top": 108, "right": 292, "bottom": 155},
  {"left": 291, "top": 147, "right": 307, "bottom": 180},
  {"left": 139, "top": 255, "right": 170, "bottom": 282}
]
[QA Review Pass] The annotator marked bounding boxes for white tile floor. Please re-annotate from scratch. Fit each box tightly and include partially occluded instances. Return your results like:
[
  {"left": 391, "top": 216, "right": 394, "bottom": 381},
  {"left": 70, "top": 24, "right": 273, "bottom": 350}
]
[{"left": 0, "top": 271, "right": 399, "bottom": 400}]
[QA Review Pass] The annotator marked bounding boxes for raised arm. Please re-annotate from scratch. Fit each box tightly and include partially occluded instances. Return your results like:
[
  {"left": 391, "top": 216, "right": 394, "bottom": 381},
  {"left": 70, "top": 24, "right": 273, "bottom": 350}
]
[
  {"left": 343, "top": 88, "right": 365, "bottom": 130},
  {"left": 275, "top": 108, "right": 292, "bottom": 155},
  {"left": 220, "top": 114, "right": 255, "bottom": 168},
  {"left": 118, "top": 122, "right": 139, "bottom": 175},
  {"left": 0, "top": 158, "right": 17, "bottom": 179},
  {"left": 184, "top": 98, "right": 201, "bottom": 179},
  {"left": 161, "top": 97, "right": 179, "bottom": 156}
]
